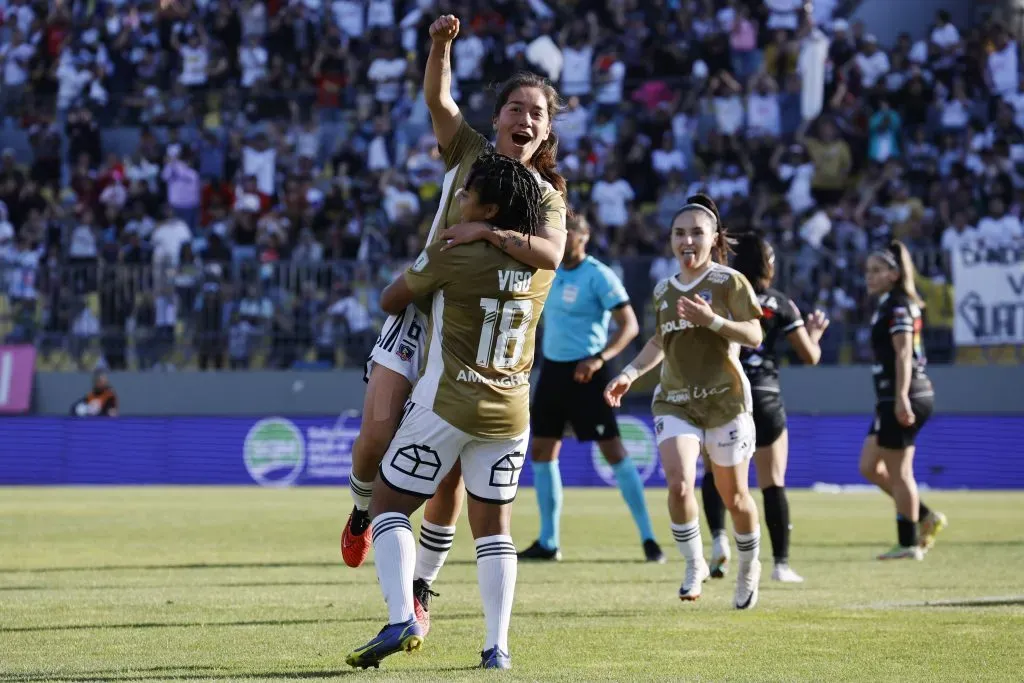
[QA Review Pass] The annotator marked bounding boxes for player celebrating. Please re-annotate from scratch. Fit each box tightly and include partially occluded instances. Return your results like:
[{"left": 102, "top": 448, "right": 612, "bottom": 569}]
[
  {"left": 700, "top": 232, "right": 828, "bottom": 583},
  {"left": 604, "top": 194, "right": 765, "bottom": 609},
  {"left": 341, "top": 14, "right": 569, "bottom": 631},
  {"left": 345, "top": 153, "right": 557, "bottom": 671},
  {"left": 520, "top": 215, "right": 665, "bottom": 563},
  {"left": 860, "top": 241, "right": 946, "bottom": 560}
]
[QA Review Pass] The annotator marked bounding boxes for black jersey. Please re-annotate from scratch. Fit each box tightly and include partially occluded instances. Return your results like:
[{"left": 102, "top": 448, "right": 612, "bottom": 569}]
[
  {"left": 870, "top": 291, "right": 931, "bottom": 399},
  {"left": 740, "top": 287, "right": 804, "bottom": 390}
]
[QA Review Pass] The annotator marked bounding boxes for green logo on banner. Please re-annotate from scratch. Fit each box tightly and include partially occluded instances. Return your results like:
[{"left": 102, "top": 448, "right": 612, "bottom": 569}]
[{"left": 244, "top": 418, "right": 305, "bottom": 488}]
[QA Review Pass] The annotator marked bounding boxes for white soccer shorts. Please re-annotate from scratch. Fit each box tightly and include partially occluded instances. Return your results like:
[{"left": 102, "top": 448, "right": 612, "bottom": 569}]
[
  {"left": 379, "top": 402, "right": 529, "bottom": 504},
  {"left": 364, "top": 304, "right": 427, "bottom": 385},
  {"left": 654, "top": 412, "right": 755, "bottom": 467}
]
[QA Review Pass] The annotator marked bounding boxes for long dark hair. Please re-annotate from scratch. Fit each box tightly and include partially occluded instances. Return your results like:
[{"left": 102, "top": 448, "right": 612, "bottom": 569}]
[
  {"left": 671, "top": 193, "right": 733, "bottom": 264},
  {"left": 875, "top": 239, "right": 925, "bottom": 308},
  {"left": 464, "top": 153, "right": 543, "bottom": 238},
  {"left": 732, "top": 231, "right": 775, "bottom": 292},
  {"left": 492, "top": 72, "right": 569, "bottom": 205}
]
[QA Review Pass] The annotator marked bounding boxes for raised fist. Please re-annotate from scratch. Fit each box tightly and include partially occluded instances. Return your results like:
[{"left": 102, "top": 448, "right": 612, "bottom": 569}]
[{"left": 429, "top": 14, "right": 460, "bottom": 43}]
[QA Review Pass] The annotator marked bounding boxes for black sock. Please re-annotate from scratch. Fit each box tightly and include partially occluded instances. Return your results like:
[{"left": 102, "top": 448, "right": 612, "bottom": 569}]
[
  {"left": 897, "top": 515, "right": 918, "bottom": 547},
  {"left": 701, "top": 471, "right": 726, "bottom": 536},
  {"left": 762, "top": 486, "right": 790, "bottom": 564},
  {"left": 918, "top": 501, "right": 932, "bottom": 520},
  {"left": 350, "top": 507, "right": 371, "bottom": 535}
]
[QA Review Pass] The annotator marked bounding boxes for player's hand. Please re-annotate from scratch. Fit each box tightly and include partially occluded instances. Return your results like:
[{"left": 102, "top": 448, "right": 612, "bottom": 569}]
[
  {"left": 429, "top": 14, "right": 460, "bottom": 43},
  {"left": 677, "top": 294, "right": 715, "bottom": 328},
  {"left": 806, "top": 309, "right": 830, "bottom": 335},
  {"left": 438, "top": 222, "right": 488, "bottom": 251},
  {"left": 604, "top": 373, "right": 632, "bottom": 407},
  {"left": 574, "top": 357, "right": 603, "bottom": 383},
  {"left": 895, "top": 395, "right": 915, "bottom": 427}
]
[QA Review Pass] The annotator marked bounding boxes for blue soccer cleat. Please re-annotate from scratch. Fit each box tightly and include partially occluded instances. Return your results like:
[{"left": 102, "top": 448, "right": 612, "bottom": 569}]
[
  {"left": 479, "top": 646, "right": 512, "bottom": 670},
  {"left": 346, "top": 617, "right": 424, "bottom": 669}
]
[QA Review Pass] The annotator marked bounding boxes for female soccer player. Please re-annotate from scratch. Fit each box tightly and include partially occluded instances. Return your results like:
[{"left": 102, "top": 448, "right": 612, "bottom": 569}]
[
  {"left": 520, "top": 214, "right": 664, "bottom": 564},
  {"left": 604, "top": 194, "right": 765, "bottom": 609},
  {"left": 859, "top": 241, "right": 946, "bottom": 560},
  {"left": 700, "top": 232, "right": 829, "bottom": 583},
  {"left": 346, "top": 152, "right": 552, "bottom": 671},
  {"left": 341, "top": 13, "right": 569, "bottom": 633}
]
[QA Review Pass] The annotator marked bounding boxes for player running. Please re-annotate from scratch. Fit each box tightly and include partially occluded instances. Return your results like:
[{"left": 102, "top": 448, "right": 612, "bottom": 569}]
[
  {"left": 341, "top": 14, "right": 569, "bottom": 631},
  {"left": 345, "top": 153, "right": 557, "bottom": 671},
  {"left": 519, "top": 214, "right": 665, "bottom": 563},
  {"left": 604, "top": 194, "right": 765, "bottom": 609},
  {"left": 700, "top": 232, "right": 828, "bottom": 583},
  {"left": 860, "top": 241, "right": 946, "bottom": 560}
]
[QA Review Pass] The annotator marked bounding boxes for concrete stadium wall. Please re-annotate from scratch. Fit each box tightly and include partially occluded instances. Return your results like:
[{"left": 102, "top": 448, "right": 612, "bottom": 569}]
[{"left": 32, "top": 365, "right": 1024, "bottom": 416}]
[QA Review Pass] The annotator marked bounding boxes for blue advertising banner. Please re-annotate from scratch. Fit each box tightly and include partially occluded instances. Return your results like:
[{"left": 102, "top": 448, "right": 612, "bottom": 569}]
[{"left": 1, "top": 414, "right": 1022, "bottom": 489}]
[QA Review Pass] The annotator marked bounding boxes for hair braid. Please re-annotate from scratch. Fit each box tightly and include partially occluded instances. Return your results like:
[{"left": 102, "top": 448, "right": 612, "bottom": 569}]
[{"left": 465, "top": 153, "right": 543, "bottom": 238}]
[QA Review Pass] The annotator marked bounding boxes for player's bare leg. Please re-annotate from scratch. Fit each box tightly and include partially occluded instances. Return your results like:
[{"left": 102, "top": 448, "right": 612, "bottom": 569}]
[
  {"left": 342, "top": 365, "right": 411, "bottom": 568},
  {"left": 659, "top": 436, "right": 709, "bottom": 601},
  {"left": 711, "top": 460, "right": 762, "bottom": 609},
  {"left": 411, "top": 461, "right": 466, "bottom": 635}
]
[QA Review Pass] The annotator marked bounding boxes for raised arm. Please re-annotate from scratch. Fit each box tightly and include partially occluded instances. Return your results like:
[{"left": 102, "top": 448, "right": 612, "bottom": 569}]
[{"left": 424, "top": 15, "right": 464, "bottom": 150}]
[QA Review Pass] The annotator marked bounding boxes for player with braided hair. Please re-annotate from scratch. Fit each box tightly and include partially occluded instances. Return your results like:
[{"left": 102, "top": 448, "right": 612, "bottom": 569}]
[{"left": 347, "top": 155, "right": 556, "bottom": 671}]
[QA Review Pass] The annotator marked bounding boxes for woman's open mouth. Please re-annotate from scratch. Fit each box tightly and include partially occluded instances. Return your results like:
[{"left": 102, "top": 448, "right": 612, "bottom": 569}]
[{"left": 511, "top": 132, "right": 532, "bottom": 146}]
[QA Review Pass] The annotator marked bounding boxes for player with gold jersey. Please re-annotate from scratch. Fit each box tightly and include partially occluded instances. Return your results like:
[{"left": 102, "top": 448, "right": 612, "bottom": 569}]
[
  {"left": 604, "top": 194, "right": 766, "bottom": 610},
  {"left": 347, "top": 154, "right": 557, "bottom": 672}
]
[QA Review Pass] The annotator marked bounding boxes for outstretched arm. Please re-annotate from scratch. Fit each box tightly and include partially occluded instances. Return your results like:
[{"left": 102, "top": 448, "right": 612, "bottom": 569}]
[{"left": 424, "top": 15, "right": 463, "bottom": 150}]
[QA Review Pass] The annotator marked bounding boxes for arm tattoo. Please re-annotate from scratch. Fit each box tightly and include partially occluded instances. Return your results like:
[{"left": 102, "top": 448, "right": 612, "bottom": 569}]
[{"left": 497, "top": 231, "right": 526, "bottom": 253}]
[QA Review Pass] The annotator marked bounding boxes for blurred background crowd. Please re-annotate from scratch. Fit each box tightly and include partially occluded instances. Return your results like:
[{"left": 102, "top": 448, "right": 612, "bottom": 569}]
[{"left": 0, "top": 0, "right": 1021, "bottom": 371}]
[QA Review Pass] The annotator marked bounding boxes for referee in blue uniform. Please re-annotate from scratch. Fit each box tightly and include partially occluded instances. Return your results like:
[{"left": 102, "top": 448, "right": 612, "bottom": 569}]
[{"left": 520, "top": 216, "right": 665, "bottom": 563}]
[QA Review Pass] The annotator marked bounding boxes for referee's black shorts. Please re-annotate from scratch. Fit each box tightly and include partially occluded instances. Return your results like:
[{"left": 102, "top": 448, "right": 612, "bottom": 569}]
[
  {"left": 751, "top": 387, "right": 787, "bottom": 448},
  {"left": 868, "top": 393, "right": 934, "bottom": 449},
  {"left": 531, "top": 358, "right": 620, "bottom": 442}
]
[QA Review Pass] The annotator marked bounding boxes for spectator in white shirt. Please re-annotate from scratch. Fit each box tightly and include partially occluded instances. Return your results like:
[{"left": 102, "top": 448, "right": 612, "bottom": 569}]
[
  {"left": 239, "top": 35, "right": 268, "bottom": 88},
  {"left": 930, "top": 11, "right": 960, "bottom": 51},
  {"left": 332, "top": 0, "right": 365, "bottom": 38},
  {"left": 177, "top": 31, "right": 210, "bottom": 89},
  {"left": 559, "top": 27, "right": 595, "bottom": 97},
  {"left": 651, "top": 132, "right": 686, "bottom": 177},
  {"left": 0, "top": 30, "right": 34, "bottom": 119},
  {"left": 453, "top": 23, "right": 486, "bottom": 84},
  {"left": 590, "top": 167, "right": 634, "bottom": 229},
  {"left": 977, "top": 197, "right": 1024, "bottom": 247},
  {"left": 242, "top": 133, "right": 277, "bottom": 196},
  {"left": 151, "top": 205, "right": 193, "bottom": 270},
  {"left": 855, "top": 35, "right": 890, "bottom": 90},
  {"left": 367, "top": 44, "right": 407, "bottom": 104},
  {"left": 988, "top": 29, "right": 1019, "bottom": 98},
  {"left": 941, "top": 210, "right": 979, "bottom": 253},
  {"left": 593, "top": 47, "right": 626, "bottom": 112},
  {"left": 746, "top": 75, "right": 782, "bottom": 138}
]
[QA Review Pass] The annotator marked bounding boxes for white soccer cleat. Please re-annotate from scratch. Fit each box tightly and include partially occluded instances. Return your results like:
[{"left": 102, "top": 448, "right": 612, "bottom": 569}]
[
  {"left": 678, "top": 558, "right": 710, "bottom": 601},
  {"left": 734, "top": 559, "right": 761, "bottom": 610},
  {"left": 771, "top": 563, "right": 804, "bottom": 583},
  {"left": 709, "top": 534, "right": 730, "bottom": 579}
]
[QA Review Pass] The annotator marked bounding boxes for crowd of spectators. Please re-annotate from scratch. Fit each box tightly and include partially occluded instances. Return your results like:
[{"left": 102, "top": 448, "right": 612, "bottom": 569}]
[{"left": 0, "top": 0, "right": 1022, "bottom": 370}]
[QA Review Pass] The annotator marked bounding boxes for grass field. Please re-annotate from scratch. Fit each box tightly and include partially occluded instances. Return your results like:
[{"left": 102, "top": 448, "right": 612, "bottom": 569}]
[{"left": 1, "top": 488, "right": 1023, "bottom": 682}]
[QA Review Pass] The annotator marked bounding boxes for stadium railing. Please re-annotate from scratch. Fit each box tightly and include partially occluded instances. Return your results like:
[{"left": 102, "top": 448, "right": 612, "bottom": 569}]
[{"left": 4, "top": 245, "right": 1015, "bottom": 372}]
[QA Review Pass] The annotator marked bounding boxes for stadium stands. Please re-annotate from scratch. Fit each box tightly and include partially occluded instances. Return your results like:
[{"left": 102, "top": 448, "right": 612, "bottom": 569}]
[{"left": 0, "top": 0, "right": 1020, "bottom": 370}]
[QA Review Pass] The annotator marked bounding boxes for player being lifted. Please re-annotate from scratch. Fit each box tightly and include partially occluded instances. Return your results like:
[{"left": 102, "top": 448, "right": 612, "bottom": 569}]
[
  {"left": 861, "top": 241, "right": 946, "bottom": 559},
  {"left": 700, "top": 232, "right": 829, "bottom": 583},
  {"left": 604, "top": 194, "right": 765, "bottom": 609},
  {"left": 342, "top": 13, "right": 568, "bottom": 632},
  {"left": 345, "top": 154, "right": 557, "bottom": 671}
]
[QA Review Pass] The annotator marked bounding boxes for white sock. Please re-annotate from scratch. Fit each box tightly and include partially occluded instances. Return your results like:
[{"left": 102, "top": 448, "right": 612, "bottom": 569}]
[
  {"left": 414, "top": 520, "right": 456, "bottom": 584},
  {"left": 475, "top": 535, "right": 517, "bottom": 653},
  {"left": 735, "top": 529, "right": 761, "bottom": 563},
  {"left": 371, "top": 513, "right": 417, "bottom": 624},
  {"left": 671, "top": 521, "right": 704, "bottom": 562},
  {"left": 349, "top": 473, "right": 373, "bottom": 512}
]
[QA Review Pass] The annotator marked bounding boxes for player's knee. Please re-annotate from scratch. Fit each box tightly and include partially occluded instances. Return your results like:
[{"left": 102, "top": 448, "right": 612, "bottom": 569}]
[
  {"left": 665, "top": 473, "right": 692, "bottom": 502},
  {"left": 858, "top": 458, "right": 879, "bottom": 481},
  {"left": 353, "top": 430, "right": 392, "bottom": 463},
  {"left": 721, "top": 490, "right": 752, "bottom": 513}
]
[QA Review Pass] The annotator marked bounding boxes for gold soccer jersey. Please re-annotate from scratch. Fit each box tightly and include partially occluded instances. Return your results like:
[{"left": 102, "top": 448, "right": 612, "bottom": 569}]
[
  {"left": 404, "top": 241, "right": 555, "bottom": 440},
  {"left": 652, "top": 263, "right": 763, "bottom": 429}
]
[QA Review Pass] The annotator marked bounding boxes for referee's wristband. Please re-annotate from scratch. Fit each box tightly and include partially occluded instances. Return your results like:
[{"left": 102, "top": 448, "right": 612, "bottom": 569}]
[{"left": 707, "top": 315, "right": 725, "bottom": 332}]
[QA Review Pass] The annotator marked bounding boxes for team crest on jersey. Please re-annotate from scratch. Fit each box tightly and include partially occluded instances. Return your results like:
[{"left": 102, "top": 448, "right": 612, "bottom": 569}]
[
  {"left": 397, "top": 343, "right": 414, "bottom": 361},
  {"left": 707, "top": 270, "right": 730, "bottom": 284},
  {"left": 699, "top": 289, "right": 712, "bottom": 303},
  {"left": 654, "top": 279, "right": 669, "bottom": 298},
  {"left": 411, "top": 250, "right": 429, "bottom": 273}
]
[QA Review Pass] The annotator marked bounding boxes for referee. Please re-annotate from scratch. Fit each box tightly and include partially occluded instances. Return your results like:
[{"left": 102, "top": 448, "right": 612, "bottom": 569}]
[{"left": 520, "top": 216, "right": 665, "bottom": 563}]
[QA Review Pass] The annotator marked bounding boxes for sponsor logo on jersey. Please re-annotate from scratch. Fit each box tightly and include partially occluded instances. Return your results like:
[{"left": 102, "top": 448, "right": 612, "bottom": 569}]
[
  {"left": 456, "top": 369, "right": 530, "bottom": 387},
  {"left": 664, "top": 384, "right": 731, "bottom": 404},
  {"left": 707, "top": 270, "right": 730, "bottom": 284},
  {"left": 661, "top": 319, "right": 697, "bottom": 334}
]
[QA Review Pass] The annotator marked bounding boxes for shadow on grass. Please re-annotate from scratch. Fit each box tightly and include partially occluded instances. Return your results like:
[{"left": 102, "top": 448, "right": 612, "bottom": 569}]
[
  {"left": 0, "top": 608, "right": 648, "bottom": 634},
  {"left": 0, "top": 663, "right": 485, "bottom": 682}
]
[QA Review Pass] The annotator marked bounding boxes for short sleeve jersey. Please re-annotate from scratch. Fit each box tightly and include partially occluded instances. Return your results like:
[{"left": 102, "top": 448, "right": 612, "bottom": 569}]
[
  {"left": 541, "top": 255, "right": 630, "bottom": 362},
  {"left": 428, "top": 119, "right": 567, "bottom": 246},
  {"left": 870, "top": 291, "right": 930, "bottom": 399},
  {"left": 740, "top": 287, "right": 804, "bottom": 389},
  {"left": 404, "top": 240, "right": 556, "bottom": 439},
  {"left": 651, "top": 263, "right": 763, "bottom": 429}
]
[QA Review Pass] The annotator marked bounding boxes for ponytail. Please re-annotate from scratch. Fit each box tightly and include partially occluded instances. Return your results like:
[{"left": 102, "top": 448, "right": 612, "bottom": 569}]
[{"left": 890, "top": 239, "right": 924, "bottom": 308}]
